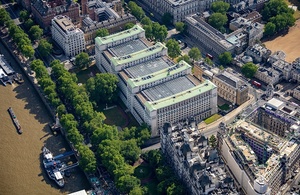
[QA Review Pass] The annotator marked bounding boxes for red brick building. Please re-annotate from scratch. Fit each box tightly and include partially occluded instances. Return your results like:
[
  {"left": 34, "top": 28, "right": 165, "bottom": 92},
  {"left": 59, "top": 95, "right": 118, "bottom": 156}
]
[{"left": 30, "top": 0, "right": 80, "bottom": 30}]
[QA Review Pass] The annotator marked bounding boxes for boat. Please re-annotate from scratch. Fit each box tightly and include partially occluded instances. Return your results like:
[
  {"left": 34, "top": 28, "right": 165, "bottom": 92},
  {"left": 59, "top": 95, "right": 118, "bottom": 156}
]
[
  {"left": 42, "top": 147, "right": 65, "bottom": 188},
  {"left": 8, "top": 107, "right": 22, "bottom": 134}
]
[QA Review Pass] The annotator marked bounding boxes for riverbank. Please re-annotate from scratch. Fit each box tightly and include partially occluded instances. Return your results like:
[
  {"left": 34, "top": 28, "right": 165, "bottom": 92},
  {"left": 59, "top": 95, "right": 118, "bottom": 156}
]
[{"left": 0, "top": 37, "right": 89, "bottom": 194}]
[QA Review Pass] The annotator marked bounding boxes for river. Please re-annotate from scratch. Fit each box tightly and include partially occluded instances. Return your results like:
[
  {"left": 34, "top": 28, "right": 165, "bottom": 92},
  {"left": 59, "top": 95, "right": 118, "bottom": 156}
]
[{"left": 0, "top": 40, "right": 90, "bottom": 194}]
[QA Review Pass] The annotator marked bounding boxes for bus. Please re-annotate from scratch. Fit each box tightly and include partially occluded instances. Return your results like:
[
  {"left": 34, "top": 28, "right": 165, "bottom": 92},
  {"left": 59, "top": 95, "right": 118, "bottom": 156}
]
[
  {"left": 252, "top": 80, "right": 261, "bottom": 88},
  {"left": 206, "top": 53, "right": 213, "bottom": 60}
]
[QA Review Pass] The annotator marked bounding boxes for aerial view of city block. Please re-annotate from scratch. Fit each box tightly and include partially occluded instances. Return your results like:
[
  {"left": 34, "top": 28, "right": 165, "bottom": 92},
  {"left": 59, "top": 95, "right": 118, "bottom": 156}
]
[{"left": 0, "top": 0, "right": 300, "bottom": 194}]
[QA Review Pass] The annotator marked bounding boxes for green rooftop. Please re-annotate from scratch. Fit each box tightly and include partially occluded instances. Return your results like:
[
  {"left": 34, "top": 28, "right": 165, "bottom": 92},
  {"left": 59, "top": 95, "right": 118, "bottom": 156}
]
[
  {"left": 110, "top": 42, "right": 167, "bottom": 66},
  {"left": 127, "top": 60, "right": 191, "bottom": 88},
  {"left": 95, "top": 25, "right": 144, "bottom": 46},
  {"left": 143, "top": 80, "right": 216, "bottom": 112}
]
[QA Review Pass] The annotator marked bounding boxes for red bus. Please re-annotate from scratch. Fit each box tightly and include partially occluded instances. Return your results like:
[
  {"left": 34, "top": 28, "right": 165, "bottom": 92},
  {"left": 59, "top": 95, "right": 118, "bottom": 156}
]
[
  {"left": 206, "top": 53, "right": 213, "bottom": 60},
  {"left": 252, "top": 81, "right": 261, "bottom": 88}
]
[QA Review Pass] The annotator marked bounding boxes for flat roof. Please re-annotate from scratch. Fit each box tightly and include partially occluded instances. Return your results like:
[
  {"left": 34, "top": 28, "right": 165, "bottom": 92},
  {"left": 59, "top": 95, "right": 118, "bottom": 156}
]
[
  {"left": 125, "top": 56, "right": 173, "bottom": 78},
  {"left": 140, "top": 80, "right": 216, "bottom": 111},
  {"left": 109, "top": 39, "right": 148, "bottom": 57},
  {"left": 53, "top": 16, "right": 76, "bottom": 33},
  {"left": 216, "top": 74, "right": 236, "bottom": 88},
  {"left": 111, "top": 42, "right": 166, "bottom": 66},
  {"left": 143, "top": 76, "right": 195, "bottom": 101},
  {"left": 266, "top": 98, "right": 284, "bottom": 110},
  {"left": 127, "top": 60, "right": 190, "bottom": 88},
  {"left": 95, "top": 24, "right": 144, "bottom": 45},
  {"left": 0, "top": 55, "right": 15, "bottom": 75}
]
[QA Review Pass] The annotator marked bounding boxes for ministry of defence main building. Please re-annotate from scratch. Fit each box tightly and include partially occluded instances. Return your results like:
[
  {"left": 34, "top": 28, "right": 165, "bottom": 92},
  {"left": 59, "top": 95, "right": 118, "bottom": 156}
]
[{"left": 95, "top": 25, "right": 217, "bottom": 136}]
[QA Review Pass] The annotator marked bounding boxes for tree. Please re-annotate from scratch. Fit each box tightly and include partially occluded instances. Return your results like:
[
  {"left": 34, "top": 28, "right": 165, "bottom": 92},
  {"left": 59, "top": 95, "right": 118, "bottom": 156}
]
[
  {"left": 241, "top": 62, "right": 258, "bottom": 78},
  {"left": 208, "top": 13, "right": 228, "bottom": 32},
  {"left": 156, "top": 166, "right": 173, "bottom": 182},
  {"left": 19, "top": 10, "right": 29, "bottom": 22},
  {"left": 204, "top": 57, "right": 213, "bottom": 66},
  {"left": 188, "top": 47, "right": 201, "bottom": 62},
  {"left": 262, "top": 0, "right": 293, "bottom": 21},
  {"left": 120, "top": 139, "right": 141, "bottom": 164},
  {"left": 167, "top": 183, "right": 184, "bottom": 195},
  {"left": 130, "top": 186, "right": 146, "bottom": 195},
  {"left": 125, "top": 22, "right": 135, "bottom": 29},
  {"left": 270, "top": 13, "right": 295, "bottom": 32},
  {"left": 128, "top": 1, "right": 145, "bottom": 20},
  {"left": 264, "top": 22, "right": 276, "bottom": 36},
  {"left": 86, "top": 73, "right": 119, "bottom": 104},
  {"left": 37, "top": 39, "right": 53, "bottom": 58},
  {"left": 0, "top": 8, "right": 11, "bottom": 26},
  {"left": 24, "top": 18, "right": 34, "bottom": 30},
  {"left": 95, "top": 28, "right": 109, "bottom": 37},
  {"left": 29, "top": 25, "right": 43, "bottom": 41},
  {"left": 177, "top": 55, "right": 191, "bottom": 64},
  {"left": 75, "top": 52, "right": 91, "bottom": 69},
  {"left": 152, "top": 22, "right": 167, "bottom": 42},
  {"left": 166, "top": 39, "right": 181, "bottom": 59},
  {"left": 218, "top": 51, "right": 232, "bottom": 66},
  {"left": 209, "top": 135, "right": 217, "bottom": 148},
  {"left": 116, "top": 175, "right": 141, "bottom": 193},
  {"left": 141, "top": 17, "right": 152, "bottom": 26},
  {"left": 175, "top": 22, "right": 185, "bottom": 33},
  {"left": 211, "top": 1, "right": 230, "bottom": 14},
  {"left": 77, "top": 144, "right": 97, "bottom": 174},
  {"left": 21, "top": 44, "right": 35, "bottom": 59},
  {"left": 162, "top": 13, "right": 173, "bottom": 26},
  {"left": 144, "top": 25, "right": 153, "bottom": 40}
]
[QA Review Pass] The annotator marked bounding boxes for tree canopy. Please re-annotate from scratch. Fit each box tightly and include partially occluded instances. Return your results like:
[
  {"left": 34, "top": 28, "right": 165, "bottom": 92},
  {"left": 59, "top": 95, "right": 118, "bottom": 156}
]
[
  {"left": 208, "top": 13, "right": 228, "bottom": 32},
  {"left": 29, "top": 25, "right": 43, "bottom": 41},
  {"left": 86, "top": 73, "right": 119, "bottom": 104},
  {"left": 262, "top": 0, "right": 295, "bottom": 36},
  {"left": 128, "top": 1, "right": 145, "bottom": 20},
  {"left": 188, "top": 47, "right": 201, "bottom": 62},
  {"left": 95, "top": 28, "right": 109, "bottom": 38},
  {"left": 211, "top": 1, "right": 230, "bottom": 14},
  {"left": 218, "top": 51, "right": 232, "bottom": 66},
  {"left": 241, "top": 62, "right": 258, "bottom": 78},
  {"left": 175, "top": 22, "right": 185, "bottom": 33},
  {"left": 75, "top": 52, "right": 91, "bottom": 69},
  {"left": 125, "top": 22, "right": 135, "bottom": 29},
  {"left": 37, "top": 39, "right": 53, "bottom": 58},
  {"left": 177, "top": 55, "right": 191, "bottom": 64},
  {"left": 209, "top": 135, "right": 217, "bottom": 148},
  {"left": 166, "top": 39, "right": 181, "bottom": 59}
]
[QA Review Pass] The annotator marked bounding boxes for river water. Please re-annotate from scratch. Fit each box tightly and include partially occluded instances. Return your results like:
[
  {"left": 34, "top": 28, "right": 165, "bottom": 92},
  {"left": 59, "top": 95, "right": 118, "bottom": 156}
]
[{"left": 0, "top": 41, "right": 90, "bottom": 194}]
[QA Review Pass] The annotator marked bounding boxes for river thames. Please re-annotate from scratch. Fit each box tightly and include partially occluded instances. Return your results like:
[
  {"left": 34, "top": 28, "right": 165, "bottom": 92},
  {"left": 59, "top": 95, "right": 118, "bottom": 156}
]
[{"left": 0, "top": 41, "right": 90, "bottom": 194}]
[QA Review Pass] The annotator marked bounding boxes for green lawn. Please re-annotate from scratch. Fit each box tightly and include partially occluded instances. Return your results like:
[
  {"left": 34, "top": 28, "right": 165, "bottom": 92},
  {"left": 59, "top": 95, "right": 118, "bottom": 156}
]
[
  {"left": 102, "top": 106, "right": 128, "bottom": 127},
  {"left": 75, "top": 64, "right": 100, "bottom": 84},
  {"left": 218, "top": 104, "right": 230, "bottom": 111},
  {"left": 134, "top": 164, "right": 152, "bottom": 179},
  {"left": 204, "top": 114, "right": 222, "bottom": 124}
]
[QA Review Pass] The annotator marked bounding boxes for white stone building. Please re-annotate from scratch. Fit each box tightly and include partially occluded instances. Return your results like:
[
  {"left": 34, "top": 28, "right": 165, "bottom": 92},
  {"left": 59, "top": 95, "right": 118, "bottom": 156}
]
[
  {"left": 51, "top": 15, "right": 85, "bottom": 57},
  {"left": 95, "top": 25, "right": 218, "bottom": 136}
]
